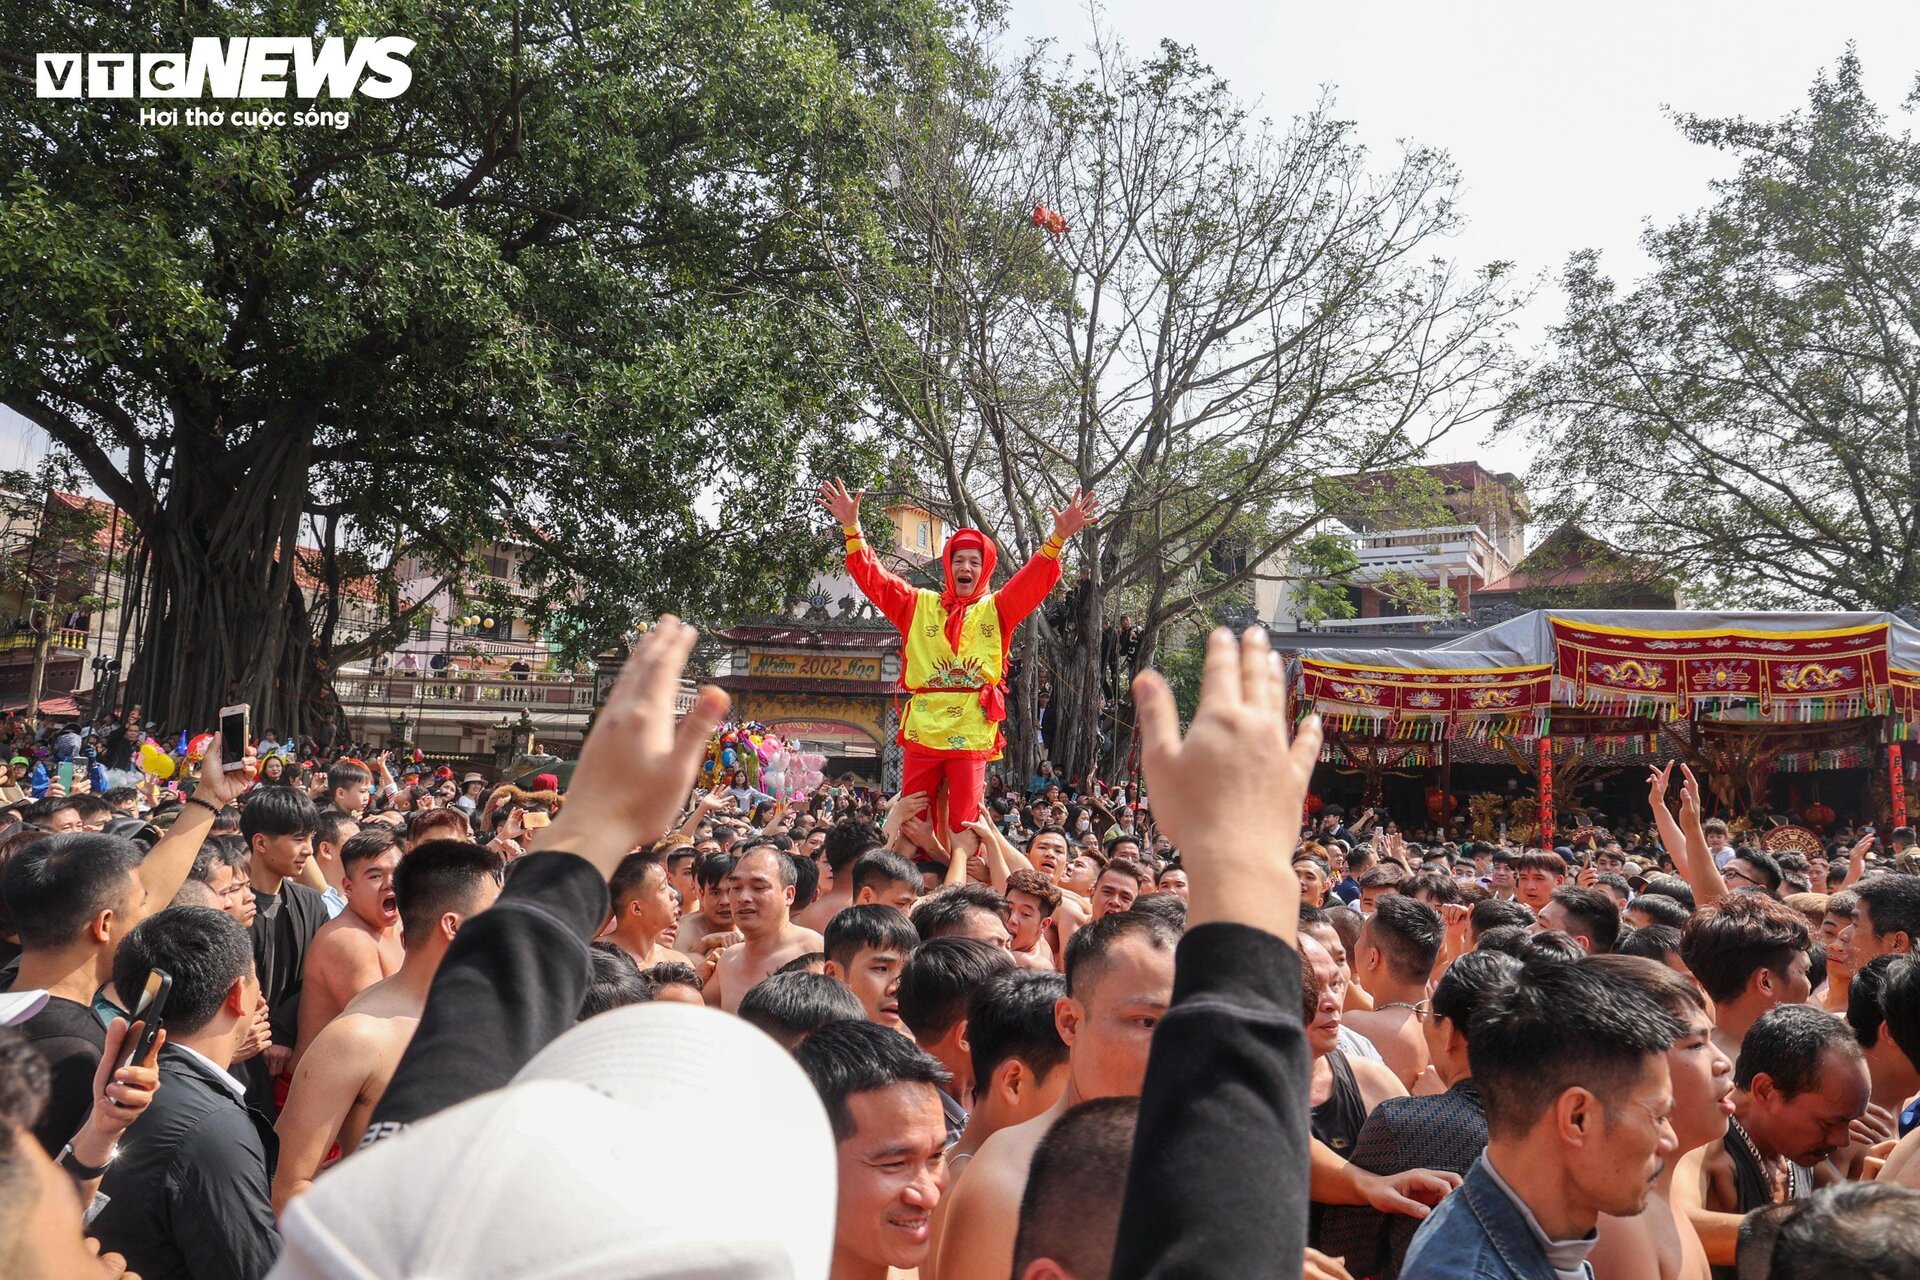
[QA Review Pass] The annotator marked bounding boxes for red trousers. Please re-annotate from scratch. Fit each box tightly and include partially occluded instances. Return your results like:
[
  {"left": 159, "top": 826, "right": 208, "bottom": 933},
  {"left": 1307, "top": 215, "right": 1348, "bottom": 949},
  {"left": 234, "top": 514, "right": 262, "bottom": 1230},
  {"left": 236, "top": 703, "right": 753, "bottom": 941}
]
[{"left": 900, "top": 746, "right": 985, "bottom": 834}]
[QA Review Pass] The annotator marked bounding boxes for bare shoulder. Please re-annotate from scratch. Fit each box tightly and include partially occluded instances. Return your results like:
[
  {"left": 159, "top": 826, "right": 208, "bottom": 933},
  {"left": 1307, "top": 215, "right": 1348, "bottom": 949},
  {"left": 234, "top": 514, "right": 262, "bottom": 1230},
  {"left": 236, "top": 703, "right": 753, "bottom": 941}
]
[
  {"left": 313, "top": 919, "right": 380, "bottom": 959},
  {"left": 792, "top": 924, "right": 824, "bottom": 949},
  {"left": 1349, "top": 1055, "right": 1408, "bottom": 1104},
  {"left": 1591, "top": 1207, "right": 1659, "bottom": 1280}
]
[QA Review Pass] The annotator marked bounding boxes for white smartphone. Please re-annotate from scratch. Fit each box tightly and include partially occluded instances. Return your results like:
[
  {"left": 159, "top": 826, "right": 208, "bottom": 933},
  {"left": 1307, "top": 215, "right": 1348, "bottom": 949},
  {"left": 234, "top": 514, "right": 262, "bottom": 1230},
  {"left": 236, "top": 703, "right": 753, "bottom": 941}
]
[{"left": 218, "top": 704, "right": 251, "bottom": 772}]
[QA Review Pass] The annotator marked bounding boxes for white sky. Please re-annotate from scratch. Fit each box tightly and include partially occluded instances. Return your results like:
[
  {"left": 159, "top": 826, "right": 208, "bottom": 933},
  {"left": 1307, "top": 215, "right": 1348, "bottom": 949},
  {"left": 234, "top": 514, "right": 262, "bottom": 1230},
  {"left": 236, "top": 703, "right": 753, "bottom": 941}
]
[
  {"left": 1007, "top": 0, "right": 1920, "bottom": 478},
  {"left": 9, "top": 3, "right": 1920, "bottom": 493}
]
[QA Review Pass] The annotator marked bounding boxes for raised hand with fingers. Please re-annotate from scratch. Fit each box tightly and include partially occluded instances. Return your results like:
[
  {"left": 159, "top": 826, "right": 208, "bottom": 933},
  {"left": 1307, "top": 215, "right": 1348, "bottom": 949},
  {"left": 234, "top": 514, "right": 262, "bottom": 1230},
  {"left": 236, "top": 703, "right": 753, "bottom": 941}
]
[
  {"left": 1132, "top": 626, "right": 1321, "bottom": 943},
  {"left": 817, "top": 477, "right": 863, "bottom": 528},
  {"left": 1048, "top": 488, "right": 1100, "bottom": 541},
  {"left": 532, "top": 616, "right": 729, "bottom": 875}
]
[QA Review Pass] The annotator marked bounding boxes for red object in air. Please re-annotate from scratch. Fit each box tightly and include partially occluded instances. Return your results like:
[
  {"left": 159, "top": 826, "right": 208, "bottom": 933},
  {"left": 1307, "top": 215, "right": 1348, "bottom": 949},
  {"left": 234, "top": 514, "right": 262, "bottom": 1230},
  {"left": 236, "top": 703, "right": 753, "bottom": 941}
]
[{"left": 1031, "top": 204, "right": 1068, "bottom": 238}]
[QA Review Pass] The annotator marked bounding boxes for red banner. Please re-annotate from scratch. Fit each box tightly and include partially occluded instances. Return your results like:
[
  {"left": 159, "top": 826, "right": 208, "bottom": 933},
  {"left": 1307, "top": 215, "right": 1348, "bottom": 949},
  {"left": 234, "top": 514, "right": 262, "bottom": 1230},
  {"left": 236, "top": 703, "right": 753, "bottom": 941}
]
[
  {"left": 1538, "top": 735, "right": 1555, "bottom": 848},
  {"left": 1894, "top": 745, "right": 1909, "bottom": 828},
  {"left": 1552, "top": 617, "right": 1891, "bottom": 717},
  {"left": 1895, "top": 668, "right": 1920, "bottom": 722},
  {"left": 1298, "top": 658, "right": 1551, "bottom": 721}
]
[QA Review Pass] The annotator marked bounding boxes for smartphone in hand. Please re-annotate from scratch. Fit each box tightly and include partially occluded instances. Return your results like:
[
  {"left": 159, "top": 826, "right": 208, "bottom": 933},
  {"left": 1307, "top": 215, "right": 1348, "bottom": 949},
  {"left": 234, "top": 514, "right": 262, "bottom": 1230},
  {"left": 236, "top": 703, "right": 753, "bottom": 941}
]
[
  {"left": 118, "top": 968, "right": 172, "bottom": 1072},
  {"left": 218, "top": 704, "right": 251, "bottom": 773}
]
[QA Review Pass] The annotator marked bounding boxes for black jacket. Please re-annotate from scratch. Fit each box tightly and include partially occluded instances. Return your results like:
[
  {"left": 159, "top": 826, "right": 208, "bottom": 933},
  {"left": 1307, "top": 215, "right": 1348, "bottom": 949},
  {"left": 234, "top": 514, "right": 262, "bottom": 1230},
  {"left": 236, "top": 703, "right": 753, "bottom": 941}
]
[
  {"left": 369, "top": 850, "right": 608, "bottom": 1135},
  {"left": 1111, "top": 922, "right": 1312, "bottom": 1280},
  {"left": 91, "top": 1045, "right": 281, "bottom": 1280}
]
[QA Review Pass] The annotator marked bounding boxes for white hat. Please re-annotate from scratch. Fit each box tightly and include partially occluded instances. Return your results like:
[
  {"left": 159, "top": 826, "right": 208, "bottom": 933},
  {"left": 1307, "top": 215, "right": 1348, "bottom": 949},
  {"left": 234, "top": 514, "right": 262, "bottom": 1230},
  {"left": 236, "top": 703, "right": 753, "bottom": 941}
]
[
  {"left": 0, "top": 989, "right": 48, "bottom": 1027},
  {"left": 272, "top": 1003, "right": 837, "bottom": 1279}
]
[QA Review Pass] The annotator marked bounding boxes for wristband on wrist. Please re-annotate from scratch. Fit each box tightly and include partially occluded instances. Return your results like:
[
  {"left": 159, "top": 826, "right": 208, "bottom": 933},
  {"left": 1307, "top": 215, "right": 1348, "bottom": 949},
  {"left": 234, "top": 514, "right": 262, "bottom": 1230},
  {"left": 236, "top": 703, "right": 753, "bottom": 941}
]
[
  {"left": 185, "top": 795, "right": 221, "bottom": 818},
  {"left": 58, "top": 1141, "right": 117, "bottom": 1180}
]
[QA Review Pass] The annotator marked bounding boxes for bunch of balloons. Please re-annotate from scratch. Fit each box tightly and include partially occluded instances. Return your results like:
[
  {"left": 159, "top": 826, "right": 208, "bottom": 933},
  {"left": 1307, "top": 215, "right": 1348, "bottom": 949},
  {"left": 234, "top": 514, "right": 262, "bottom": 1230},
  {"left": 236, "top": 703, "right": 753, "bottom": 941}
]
[{"left": 699, "top": 723, "right": 831, "bottom": 801}]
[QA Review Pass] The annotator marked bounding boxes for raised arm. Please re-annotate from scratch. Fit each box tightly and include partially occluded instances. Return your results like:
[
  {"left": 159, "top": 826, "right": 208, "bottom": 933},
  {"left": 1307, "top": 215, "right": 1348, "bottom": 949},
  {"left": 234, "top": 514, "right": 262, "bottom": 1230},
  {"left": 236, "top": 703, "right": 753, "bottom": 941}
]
[
  {"left": 134, "top": 733, "right": 256, "bottom": 924},
  {"left": 818, "top": 477, "right": 918, "bottom": 631},
  {"left": 1836, "top": 832, "right": 1875, "bottom": 891},
  {"left": 1111, "top": 628, "right": 1317, "bottom": 1279},
  {"left": 1675, "top": 764, "right": 1730, "bottom": 908},
  {"left": 994, "top": 489, "right": 1097, "bottom": 630}
]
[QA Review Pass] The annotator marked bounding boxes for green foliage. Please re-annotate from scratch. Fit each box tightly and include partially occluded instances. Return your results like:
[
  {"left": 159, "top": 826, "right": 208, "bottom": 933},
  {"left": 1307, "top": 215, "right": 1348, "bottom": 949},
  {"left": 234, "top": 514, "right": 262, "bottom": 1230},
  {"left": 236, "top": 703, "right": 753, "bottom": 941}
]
[
  {"left": 1511, "top": 50, "right": 1920, "bottom": 611},
  {"left": 0, "top": 0, "right": 938, "bottom": 726}
]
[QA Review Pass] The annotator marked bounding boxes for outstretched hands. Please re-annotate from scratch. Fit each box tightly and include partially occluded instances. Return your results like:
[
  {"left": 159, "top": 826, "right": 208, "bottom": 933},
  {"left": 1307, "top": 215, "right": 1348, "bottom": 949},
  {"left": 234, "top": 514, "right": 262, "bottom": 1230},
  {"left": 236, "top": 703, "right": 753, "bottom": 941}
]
[
  {"left": 1050, "top": 489, "right": 1099, "bottom": 541},
  {"left": 1134, "top": 627, "right": 1320, "bottom": 943},
  {"left": 817, "top": 477, "right": 863, "bottom": 528}
]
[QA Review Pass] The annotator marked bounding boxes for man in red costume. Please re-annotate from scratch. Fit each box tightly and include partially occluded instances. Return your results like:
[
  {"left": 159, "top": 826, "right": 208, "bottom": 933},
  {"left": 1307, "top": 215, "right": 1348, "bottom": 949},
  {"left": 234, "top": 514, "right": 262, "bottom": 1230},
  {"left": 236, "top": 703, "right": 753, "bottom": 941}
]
[{"left": 818, "top": 478, "right": 1097, "bottom": 872}]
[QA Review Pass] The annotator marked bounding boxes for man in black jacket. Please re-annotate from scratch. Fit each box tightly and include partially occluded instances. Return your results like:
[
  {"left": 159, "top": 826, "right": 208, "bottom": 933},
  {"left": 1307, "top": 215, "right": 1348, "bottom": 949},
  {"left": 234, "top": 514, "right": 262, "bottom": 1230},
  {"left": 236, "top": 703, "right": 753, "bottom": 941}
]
[{"left": 92, "top": 905, "right": 280, "bottom": 1280}]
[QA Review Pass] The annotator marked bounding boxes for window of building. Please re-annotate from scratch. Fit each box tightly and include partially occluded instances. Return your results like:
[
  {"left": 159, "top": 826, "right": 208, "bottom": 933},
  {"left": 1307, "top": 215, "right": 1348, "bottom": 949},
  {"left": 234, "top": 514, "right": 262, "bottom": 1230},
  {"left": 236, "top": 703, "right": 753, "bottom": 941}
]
[{"left": 917, "top": 520, "right": 929, "bottom": 549}]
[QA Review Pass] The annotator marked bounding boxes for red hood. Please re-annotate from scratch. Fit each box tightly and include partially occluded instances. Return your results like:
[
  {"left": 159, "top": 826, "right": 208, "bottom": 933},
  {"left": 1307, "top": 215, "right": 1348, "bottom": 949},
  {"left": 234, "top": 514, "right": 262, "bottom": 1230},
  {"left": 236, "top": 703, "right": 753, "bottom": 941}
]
[{"left": 942, "top": 529, "right": 997, "bottom": 604}]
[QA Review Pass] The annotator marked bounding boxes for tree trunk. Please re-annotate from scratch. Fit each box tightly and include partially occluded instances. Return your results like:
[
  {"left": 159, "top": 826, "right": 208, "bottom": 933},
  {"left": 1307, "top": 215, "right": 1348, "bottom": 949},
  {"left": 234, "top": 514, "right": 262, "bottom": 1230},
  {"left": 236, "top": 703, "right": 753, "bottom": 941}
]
[
  {"left": 120, "top": 417, "right": 337, "bottom": 740},
  {"left": 24, "top": 609, "right": 51, "bottom": 731}
]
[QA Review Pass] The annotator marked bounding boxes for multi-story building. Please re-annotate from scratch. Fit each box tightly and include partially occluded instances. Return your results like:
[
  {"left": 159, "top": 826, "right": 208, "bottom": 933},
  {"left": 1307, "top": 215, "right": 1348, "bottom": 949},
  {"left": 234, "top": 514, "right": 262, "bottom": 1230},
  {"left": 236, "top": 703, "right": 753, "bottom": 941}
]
[{"left": 1257, "top": 461, "right": 1529, "bottom": 635}]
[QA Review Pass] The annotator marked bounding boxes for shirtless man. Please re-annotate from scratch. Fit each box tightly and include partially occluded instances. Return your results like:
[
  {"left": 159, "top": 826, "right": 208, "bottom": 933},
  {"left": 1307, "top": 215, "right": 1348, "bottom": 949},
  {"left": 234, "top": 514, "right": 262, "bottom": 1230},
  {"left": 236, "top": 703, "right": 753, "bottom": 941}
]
[
  {"left": 293, "top": 828, "right": 406, "bottom": 1067},
  {"left": 703, "top": 848, "right": 823, "bottom": 1013},
  {"left": 1004, "top": 869, "right": 1059, "bottom": 972},
  {"left": 1684, "top": 1003, "right": 1869, "bottom": 1271},
  {"left": 672, "top": 852, "right": 737, "bottom": 957},
  {"left": 794, "top": 801, "right": 908, "bottom": 933},
  {"left": 1588, "top": 956, "right": 1734, "bottom": 1280},
  {"left": 934, "top": 911, "right": 1176, "bottom": 1280},
  {"left": 272, "top": 840, "right": 503, "bottom": 1214},
  {"left": 1343, "top": 894, "right": 1444, "bottom": 1090},
  {"left": 600, "top": 851, "right": 691, "bottom": 969}
]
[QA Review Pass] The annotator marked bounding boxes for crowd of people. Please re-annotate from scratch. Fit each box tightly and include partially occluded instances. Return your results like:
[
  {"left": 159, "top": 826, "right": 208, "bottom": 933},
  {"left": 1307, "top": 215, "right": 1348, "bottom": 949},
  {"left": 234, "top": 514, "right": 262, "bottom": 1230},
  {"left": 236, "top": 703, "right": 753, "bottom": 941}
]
[{"left": 0, "top": 624, "right": 1918, "bottom": 1278}]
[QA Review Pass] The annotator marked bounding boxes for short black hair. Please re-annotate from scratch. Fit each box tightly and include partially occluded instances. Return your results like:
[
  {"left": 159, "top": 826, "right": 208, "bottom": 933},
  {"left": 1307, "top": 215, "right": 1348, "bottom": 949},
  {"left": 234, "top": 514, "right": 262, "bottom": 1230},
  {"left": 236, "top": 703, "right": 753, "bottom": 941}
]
[
  {"left": 1470, "top": 898, "right": 1534, "bottom": 937},
  {"left": 313, "top": 808, "right": 359, "bottom": 851},
  {"left": 326, "top": 759, "right": 372, "bottom": 795},
  {"left": 784, "top": 851, "right": 819, "bottom": 910},
  {"left": 1584, "top": 953, "right": 1711, "bottom": 1023},
  {"left": 111, "top": 905, "right": 253, "bottom": 1036},
  {"left": 1364, "top": 894, "right": 1444, "bottom": 985},
  {"left": 1639, "top": 875, "right": 1697, "bottom": 912},
  {"left": 896, "top": 937, "right": 1015, "bottom": 1042},
  {"left": 102, "top": 786, "right": 140, "bottom": 809},
  {"left": 824, "top": 903, "right": 919, "bottom": 970},
  {"left": 640, "top": 961, "right": 701, "bottom": 991},
  {"left": 1615, "top": 923, "right": 1684, "bottom": 964},
  {"left": 1728, "top": 849, "right": 1785, "bottom": 894},
  {"left": 1475, "top": 924, "right": 1534, "bottom": 958},
  {"left": 1880, "top": 957, "right": 1920, "bottom": 1072},
  {"left": 1680, "top": 893, "right": 1811, "bottom": 1004},
  {"left": 969, "top": 969, "right": 1069, "bottom": 1088},
  {"left": 1, "top": 833, "right": 139, "bottom": 950},
  {"left": 609, "top": 851, "right": 665, "bottom": 911},
  {"left": 580, "top": 942, "right": 653, "bottom": 1019},
  {"left": 1064, "top": 911, "right": 1179, "bottom": 999},
  {"left": 1848, "top": 953, "right": 1904, "bottom": 1050},
  {"left": 1549, "top": 885, "right": 1622, "bottom": 953},
  {"left": 913, "top": 884, "right": 1008, "bottom": 943},
  {"left": 1854, "top": 875, "right": 1920, "bottom": 950},
  {"left": 393, "top": 840, "right": 503, "bottom": 942},
  {"left": 1524, "top": 930, "right": 1590, "bottom": 965},
  {"left": 240, "top": 785, "right": 320, "bottom": 842},
  {"left": 340, "top": 824, "right": 401, "bottom": 873},
  {"left": 738, "top": 971, "right": 865, "bottom": 1047},
  {"left": 1764, "top": 1182, "right": 1920, "bottom": 1280},
  {"left": 822, "top": 819, "right": 884, "bottom": 874},
  {"left": 1011, "top": 1098, "right": 1139, "bottom": 1278},
  {"left": 1406, "top": 869, "right": 1461, "bottom": 905},
  {"left": 793, "top": 1018, "right": 949, "bottom": 1141},
  {"left": 1630, "top": 893, "right": 1691, "bottom": 929},
  {"left": 696, "top": 852, "right": 737, "bottom": 892},
  {"left": 851, "top": 849, "right": 920, "bottom": 898},
  {"left": 1126, "top": 893, "right": 1188, "bottom": 930},
  {"left": 1469, "top": 954, "right": 1681, "bottom": 1139},
  {"left": 1430, "top": 949, "right": 1523, "bottom": 1037},
  {"left": 1734, "top": 1002, "right": 1865, "bottom": 1096},
  {"left": 187, "top": 834, "right": 249, "bottom": 884}
]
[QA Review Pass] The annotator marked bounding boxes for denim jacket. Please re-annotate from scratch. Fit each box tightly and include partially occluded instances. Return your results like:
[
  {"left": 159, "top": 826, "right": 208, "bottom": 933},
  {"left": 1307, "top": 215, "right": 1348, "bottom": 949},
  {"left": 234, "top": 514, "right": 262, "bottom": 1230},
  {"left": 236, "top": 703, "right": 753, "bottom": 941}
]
[{"left": 1400, "top": 1157, "right": 1588, "bottom": 1280}]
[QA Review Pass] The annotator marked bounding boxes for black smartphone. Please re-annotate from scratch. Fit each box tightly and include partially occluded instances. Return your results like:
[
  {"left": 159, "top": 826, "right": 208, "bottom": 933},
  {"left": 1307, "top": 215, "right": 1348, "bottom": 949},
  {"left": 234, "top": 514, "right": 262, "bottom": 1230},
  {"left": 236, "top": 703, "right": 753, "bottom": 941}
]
[
  {"left": 117, "top": 968, "right": 172, "bottom": 1071},
  {"left": 218, "top": 703, "right": 250, "bottom": 772}
]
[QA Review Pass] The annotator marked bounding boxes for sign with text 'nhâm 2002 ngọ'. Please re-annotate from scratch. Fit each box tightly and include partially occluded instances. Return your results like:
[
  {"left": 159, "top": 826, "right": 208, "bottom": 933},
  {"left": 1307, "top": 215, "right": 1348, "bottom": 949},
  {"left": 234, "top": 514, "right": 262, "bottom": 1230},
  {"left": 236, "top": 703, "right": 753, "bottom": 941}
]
[{"left": 747, "top": 652, "right": 884, "bottom": 682}]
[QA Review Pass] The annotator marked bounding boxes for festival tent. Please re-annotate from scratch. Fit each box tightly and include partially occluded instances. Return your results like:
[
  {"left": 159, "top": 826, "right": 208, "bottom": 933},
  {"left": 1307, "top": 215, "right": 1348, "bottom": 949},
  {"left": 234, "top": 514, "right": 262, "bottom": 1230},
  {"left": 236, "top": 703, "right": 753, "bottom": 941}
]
[
  {"left": 1289, "top": 610, "right": 1920, "bottom": 842},
  {"left": 1293, "top": 610, "right": 1920, "bottom": 736}
]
